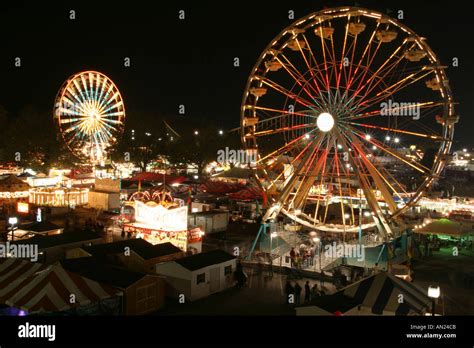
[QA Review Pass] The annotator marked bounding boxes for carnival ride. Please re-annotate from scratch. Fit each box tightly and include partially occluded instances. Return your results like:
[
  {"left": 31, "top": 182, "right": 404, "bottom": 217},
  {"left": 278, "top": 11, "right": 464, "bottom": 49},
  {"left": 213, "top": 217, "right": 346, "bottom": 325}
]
[
  {"left": 241, "top": 7, "right": 457, "bottom": 243},
  {"left": 54, "top": 71, "right": 126, "bottom": 165}
]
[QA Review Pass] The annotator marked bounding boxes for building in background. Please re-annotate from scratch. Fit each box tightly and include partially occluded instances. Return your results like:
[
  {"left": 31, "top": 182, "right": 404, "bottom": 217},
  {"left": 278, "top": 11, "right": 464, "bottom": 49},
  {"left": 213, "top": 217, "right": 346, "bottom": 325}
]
[
  {"left": 66, "top": 239, "right": 185, "bottom": 273},
  {"left": 29, "top": 187, "right": 89, "bottom": 207},
  {"left": 10, "top": 230, "right": 103, "bottom": 263},
  {"left": 88, "top": 178, "right": 121, "bottom": 211},
  {"left": 188, "top": 210, "right": 229, "bottom": 235},
  {"left": 155, "top": 250, "right": 236, "bottom": 301},
  {"left": 12, "top": 220, "right": 64, "bottom": 240},
  {"left": 61, "top": 257, "right": 166, "bottom": 315},
  {"left": 0, "top": 175, "right": 30, "bottom": 214}
]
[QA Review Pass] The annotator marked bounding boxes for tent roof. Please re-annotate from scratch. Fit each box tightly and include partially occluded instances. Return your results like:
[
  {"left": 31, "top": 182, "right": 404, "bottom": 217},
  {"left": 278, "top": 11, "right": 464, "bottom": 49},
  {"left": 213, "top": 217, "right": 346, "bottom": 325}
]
[
  {"left": 338, "top": 272, "right": 431, "bottom": 314},
  {"left": 0, "top": 259, "right": 120, "bottom": 314},
  {"left": 0, "top": 175, "right": 30, "bottom": 190},
  {"left": 299, "top": 272, "right": 431, "bottom": 315},
  {"left": 415, "top": 218, "right": 474, "bottom": 236}
]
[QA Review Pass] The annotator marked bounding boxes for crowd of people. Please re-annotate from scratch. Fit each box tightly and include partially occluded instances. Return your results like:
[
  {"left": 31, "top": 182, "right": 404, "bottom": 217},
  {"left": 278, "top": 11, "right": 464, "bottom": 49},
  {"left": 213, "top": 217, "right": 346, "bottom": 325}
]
[
  {"left": 289, "top": 246, "right": 315, "bottom": 269},
  {"left": 284, "top": 280, "right": 326, "bottom": 305},
  {"left": 288, "top": 233, "right": 348, "bottom": 269}
]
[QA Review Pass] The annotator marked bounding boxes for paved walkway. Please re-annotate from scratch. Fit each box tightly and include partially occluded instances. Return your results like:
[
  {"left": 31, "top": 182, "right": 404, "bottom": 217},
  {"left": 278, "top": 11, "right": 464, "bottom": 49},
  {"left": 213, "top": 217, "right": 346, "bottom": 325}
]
[{"left": 156, "top": 267, "right": 336, "bottom": 315}]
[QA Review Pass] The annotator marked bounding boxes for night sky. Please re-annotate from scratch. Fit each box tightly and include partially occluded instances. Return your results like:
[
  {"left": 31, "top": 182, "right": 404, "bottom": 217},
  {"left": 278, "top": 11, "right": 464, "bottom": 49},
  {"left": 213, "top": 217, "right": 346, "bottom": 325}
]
[{"left": 0, "top": 0, "right": 471, "bottom": 146}]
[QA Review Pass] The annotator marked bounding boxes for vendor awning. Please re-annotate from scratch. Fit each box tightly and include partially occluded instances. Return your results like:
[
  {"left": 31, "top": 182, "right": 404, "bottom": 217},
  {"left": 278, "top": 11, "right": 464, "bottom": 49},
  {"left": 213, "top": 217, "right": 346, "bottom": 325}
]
[{"left": 0, "top": 259, "right": 121, "bottom": 314}]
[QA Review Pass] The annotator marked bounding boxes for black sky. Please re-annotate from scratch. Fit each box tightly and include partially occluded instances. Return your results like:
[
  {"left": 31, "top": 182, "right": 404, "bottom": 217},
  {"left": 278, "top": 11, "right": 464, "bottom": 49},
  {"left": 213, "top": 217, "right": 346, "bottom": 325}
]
[{"left": 0, "top": 0, "right": 472, "bottom": 146}]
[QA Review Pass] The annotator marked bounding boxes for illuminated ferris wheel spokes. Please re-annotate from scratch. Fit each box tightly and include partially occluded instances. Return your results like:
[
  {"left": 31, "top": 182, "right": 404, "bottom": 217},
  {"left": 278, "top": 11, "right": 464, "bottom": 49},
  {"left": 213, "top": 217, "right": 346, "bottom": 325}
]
[
  {"left": 241, "top": 7, "right": 457, "bottom": 239},
  {"left": 54, "top": 71, "right": 126, "bottom": 164}
]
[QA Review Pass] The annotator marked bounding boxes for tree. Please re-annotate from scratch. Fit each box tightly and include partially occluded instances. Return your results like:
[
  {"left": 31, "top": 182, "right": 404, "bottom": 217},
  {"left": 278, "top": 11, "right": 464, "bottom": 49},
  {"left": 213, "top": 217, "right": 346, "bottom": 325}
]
[
  {"left": 114, "top": 111, "right": 175, "bottom": 171},
  {"left": 167, "top": 123, "right": 239, "bottom": 175},
  {"left": 0, "top": 105, "right": 78, "bottom": 171}
]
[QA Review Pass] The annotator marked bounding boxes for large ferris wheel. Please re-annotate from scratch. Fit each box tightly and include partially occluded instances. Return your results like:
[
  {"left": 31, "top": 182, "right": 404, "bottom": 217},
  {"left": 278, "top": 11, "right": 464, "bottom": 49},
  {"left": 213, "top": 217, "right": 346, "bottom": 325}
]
[
  {"left": 54, "top": 71, "right": 126, "bottom": 164},
  {"left": 241, "top": 7, "right": 458, "bottom": 240}
]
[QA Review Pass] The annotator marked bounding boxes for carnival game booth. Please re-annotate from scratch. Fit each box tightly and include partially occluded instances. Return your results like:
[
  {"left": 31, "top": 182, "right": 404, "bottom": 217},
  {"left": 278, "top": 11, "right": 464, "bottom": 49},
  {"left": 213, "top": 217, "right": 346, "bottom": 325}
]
[{"left": 123, "top": 199, "right": 203, "bottom": 253}]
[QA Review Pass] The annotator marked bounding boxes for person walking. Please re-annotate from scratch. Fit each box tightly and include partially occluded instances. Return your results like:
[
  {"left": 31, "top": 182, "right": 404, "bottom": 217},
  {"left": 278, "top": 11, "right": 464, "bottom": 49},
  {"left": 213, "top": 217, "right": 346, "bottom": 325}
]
[
  {"left": 235, "top": 261, "right": 246, "bottom": 288},
  {"left": 304, "top": 281, "right": 311, "bottom": 303},
  {"left": 290, "top": 247, "right": 296, "bottom": 267},
  {"left": 294, "top": 282, "right": 302, "bottom": 305}
]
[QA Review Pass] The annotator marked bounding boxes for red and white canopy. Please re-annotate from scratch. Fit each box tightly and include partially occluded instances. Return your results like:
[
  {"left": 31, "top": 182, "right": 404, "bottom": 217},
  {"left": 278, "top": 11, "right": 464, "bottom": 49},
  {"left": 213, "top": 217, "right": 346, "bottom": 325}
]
[{"left": 0, "top": 259, "right": 121, "bottom": 314}]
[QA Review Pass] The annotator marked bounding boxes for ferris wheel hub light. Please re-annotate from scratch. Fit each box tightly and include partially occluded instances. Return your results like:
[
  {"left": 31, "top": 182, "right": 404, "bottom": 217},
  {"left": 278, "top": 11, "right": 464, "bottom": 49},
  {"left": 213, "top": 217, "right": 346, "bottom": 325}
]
[{"left": 316, "top": 112, "right": 334, "bottom": 132}]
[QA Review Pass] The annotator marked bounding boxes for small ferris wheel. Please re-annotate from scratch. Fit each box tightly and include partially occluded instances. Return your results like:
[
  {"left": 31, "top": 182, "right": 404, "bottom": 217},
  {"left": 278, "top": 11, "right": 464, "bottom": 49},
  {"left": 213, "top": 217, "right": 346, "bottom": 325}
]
[{"left": 54, "top": 71, "right": 126, "bottom": 164}]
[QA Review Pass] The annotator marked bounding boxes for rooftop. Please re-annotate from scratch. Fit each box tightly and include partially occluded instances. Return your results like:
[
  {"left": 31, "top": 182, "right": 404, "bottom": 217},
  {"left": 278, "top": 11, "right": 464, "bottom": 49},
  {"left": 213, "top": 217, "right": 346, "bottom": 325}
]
[
  {"left": 175, "top": 249, "right": 235, "bottom": 271},
  {"left": 19, "top": 220, "right": 62, "bottom": 233},
  {"left": 10, "top": 230, "right": 102, "bottom": 249},
  {"left": 61, "top": 257, "right": 150, "bottom": 288},
  {"left": 83, "top": 239, "right": 183, "bottom": 260}
]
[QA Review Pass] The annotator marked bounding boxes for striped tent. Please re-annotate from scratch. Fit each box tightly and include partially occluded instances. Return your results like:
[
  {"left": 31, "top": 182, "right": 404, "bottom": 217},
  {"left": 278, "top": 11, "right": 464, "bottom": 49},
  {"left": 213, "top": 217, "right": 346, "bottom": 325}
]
[
  {"left": 0, "top": 259, "right": 121, "bottom": 314},
  {"left": 340, "top": 272, "right": 432, "bottom": 315}
]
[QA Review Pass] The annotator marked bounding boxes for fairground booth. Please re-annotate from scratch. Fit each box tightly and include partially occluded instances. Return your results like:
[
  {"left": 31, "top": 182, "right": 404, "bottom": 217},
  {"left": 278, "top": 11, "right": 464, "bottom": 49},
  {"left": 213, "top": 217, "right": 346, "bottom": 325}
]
[{"left": 123, "top": 191, "right": 203, "bottom": 253}]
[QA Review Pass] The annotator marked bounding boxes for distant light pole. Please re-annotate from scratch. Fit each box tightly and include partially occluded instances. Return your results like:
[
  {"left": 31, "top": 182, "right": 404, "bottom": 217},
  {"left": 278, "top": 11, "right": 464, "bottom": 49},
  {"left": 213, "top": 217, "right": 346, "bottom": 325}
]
[
  {"left": 428, "top": 285, "right": 440, "bottom": 316},
  {"left": 8, "top": 217, "right": 18, "bottom": 241}
]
